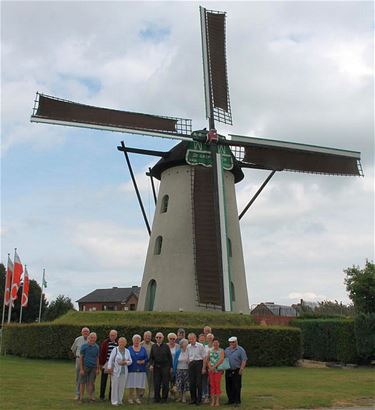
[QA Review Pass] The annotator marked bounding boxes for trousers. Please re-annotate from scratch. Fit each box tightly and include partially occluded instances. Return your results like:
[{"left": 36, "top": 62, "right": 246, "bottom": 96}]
[
  {"left": 100, "top": 369, "right": 112, "bottom": 399},
  {"left": 208, "top": 371, "right": 223, "bottom": 395},
  {"left": 225, "top": 368, "right": 242, "bottom": 404},
  {"left": 153, "top": 365, "right": 170, "bottom": 401},
  {"left": 111, "top": 374, "right": 127, "bottom": 405},
  {"left": 189, "top": 360, "right": 203, "bottom": 403}
]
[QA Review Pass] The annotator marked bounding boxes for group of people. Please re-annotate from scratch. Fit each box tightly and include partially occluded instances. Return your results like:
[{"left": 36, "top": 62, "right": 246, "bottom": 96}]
[{"left": 71, "top": 325, "right": 247, "bottom": 407}]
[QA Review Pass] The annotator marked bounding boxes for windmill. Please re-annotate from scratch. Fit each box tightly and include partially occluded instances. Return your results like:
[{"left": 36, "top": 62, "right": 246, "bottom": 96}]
[{"left": 30, "top": 7, "right": 362, "bottom": 313}]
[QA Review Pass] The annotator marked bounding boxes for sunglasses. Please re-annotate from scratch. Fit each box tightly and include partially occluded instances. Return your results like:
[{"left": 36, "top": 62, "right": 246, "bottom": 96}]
[{"left": 156, "top": 336, "right": 163, "bottom": 339}]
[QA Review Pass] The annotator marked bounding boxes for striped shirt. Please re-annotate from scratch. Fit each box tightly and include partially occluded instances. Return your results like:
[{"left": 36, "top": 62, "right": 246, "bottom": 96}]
[{"left": 107, "top": 341, "right": 118, "bottom": 361}]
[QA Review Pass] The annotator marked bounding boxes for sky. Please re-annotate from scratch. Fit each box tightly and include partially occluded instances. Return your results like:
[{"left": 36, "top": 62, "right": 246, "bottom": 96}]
[{"left": 1, "top": 1, "right": 374, "bottom": 311}]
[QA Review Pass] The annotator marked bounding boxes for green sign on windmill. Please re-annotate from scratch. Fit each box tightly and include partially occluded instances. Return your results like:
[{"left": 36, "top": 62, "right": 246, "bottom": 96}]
[{"left": 186, "top": 141, "right": 233, "bottom": 170}]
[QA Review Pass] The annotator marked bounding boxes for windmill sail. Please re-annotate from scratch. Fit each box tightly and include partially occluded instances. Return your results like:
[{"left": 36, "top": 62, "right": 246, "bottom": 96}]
[
  {"left": 31, "top": 93, "right": 192, "bottom": 139},
  {"left": 193, "top": 166, "right": 223, "bottom": 307},
  {"left": 200, "top": 7, "right": 232, "bottom": 125},
  {"left": 230, "top": 134, "right": 362, "bottom": 176}
]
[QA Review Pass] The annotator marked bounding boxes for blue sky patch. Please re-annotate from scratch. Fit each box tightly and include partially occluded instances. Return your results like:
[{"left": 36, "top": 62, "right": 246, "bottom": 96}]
[
  {"left": 139, "top": 23, "right": 170, "bottom": 43},
  {"left": 58, "top": 74, "right": 101, "bottom": 95}
]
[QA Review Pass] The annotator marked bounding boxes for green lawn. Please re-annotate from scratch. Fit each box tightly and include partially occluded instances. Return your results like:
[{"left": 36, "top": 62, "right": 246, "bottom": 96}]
[{"left": 0, "top": 356, "right": 374, "bottom": 409}]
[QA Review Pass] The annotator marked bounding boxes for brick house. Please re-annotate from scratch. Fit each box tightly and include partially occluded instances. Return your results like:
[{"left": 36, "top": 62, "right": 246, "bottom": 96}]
[
  {"left": 250, "top": 302, "right": 298, "bottom": 325},
  {"left": 77, "top": 286, "right": 140, "bottom": 312}
]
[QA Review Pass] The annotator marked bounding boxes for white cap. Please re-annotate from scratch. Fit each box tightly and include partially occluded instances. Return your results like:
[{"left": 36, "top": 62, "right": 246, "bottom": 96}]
[{"left": 228, "top": 336, "right": 237, "bottom": 342}]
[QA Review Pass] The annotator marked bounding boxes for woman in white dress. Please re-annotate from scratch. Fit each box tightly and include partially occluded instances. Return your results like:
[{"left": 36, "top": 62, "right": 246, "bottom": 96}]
[{"left": 107, "top": 337, "right": 132, "bottom": 406}]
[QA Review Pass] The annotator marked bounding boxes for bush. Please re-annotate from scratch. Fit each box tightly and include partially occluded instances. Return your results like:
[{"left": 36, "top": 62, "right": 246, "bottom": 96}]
[
  {"left": 2, "top": 322, "right": 301, "bottom": 367},
  {"left": 291, "top": 318, "right": 357, "bottom": 363},
  {"left": 354, "top": 313, "right": 375, "bottom": 363}
]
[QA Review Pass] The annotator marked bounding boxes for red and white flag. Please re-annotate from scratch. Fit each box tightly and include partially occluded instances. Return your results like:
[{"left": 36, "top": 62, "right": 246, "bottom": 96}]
[
  {"left": 21, "top": 266, "right": 30, "bottom": 307},
  {"left": 5, "top": 255, "right": 14, "bottom": 306},
  {"left": 11, "top": 250, "right": 23, "bottom": 302}
]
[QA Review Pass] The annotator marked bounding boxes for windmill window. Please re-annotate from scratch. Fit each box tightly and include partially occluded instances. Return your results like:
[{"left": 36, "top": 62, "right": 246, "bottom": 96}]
[
  {"left": 145, "top": 279, "right": 157, "bottom": 311},
  {"left": 227, "top": 238, "right": 232, "bottom": 257},
  {"left": 154, "top": 236, "right": 163, "bottom": 255},
  {"left": 231, "top": 281, "right": 236, "bottom": 302},
  {"left": 161, "top": 195, "right": 169, "bottom": 213}
]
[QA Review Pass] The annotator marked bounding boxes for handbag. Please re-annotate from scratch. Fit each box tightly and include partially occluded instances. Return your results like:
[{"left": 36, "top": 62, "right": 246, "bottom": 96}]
[{"left": 217, "top": 357, "right": 230, "bottom": 371}]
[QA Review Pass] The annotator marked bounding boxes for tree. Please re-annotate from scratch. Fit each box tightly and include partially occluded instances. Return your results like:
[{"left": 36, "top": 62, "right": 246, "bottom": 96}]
[
  {"left": 314, "top": 300, "right": 355, "bottom": 316},
  {"left": 0, "top": 263, "right": 48, "bottom": 323},
  {"left": 44, "top": 294, "right": 74, "bottom": 321},
  {"left": 344, "top": 260, "right": 375, "bottom": 314}
]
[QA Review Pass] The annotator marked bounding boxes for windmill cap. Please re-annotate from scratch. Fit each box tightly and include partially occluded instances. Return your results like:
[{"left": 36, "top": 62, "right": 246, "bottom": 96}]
[
  {"left": 150, "top": 141, "right": 244, "bottom": 183},
  {"left": 228, "top": 336, "right": 237, "bottom": 342}
]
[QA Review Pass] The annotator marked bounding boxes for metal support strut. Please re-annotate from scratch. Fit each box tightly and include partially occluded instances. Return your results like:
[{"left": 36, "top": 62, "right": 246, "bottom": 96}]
[
  {"left": 239, "top": 170, "right": 276, "bottom": 220},
  {"left": 118, "top": 141, "right": 151, "bottom": 236}
]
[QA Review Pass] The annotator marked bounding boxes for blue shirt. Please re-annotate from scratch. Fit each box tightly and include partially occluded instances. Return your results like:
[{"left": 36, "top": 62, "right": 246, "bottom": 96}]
[
  {"left": 224, "top": 345, "right": 247, "bottom": 369},
  {"left": 81, "top": 343, "right": 99, "bottom": 368},
  {"left": 128, "top": 346, "right": 148, "bottom": 373}
]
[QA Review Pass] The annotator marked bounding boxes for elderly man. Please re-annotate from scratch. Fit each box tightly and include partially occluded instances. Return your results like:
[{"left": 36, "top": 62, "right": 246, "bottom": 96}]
[
  {"left": 176, "top": 328, "right": 185, "bottom": 344},
  {"left": 187, "top": 332, "right": 206, "bottom": 405},
  {"left": 79, "top": 332, "right": 100, "bottom": 403},
  {"left": 99, "top": 329, "right": 118, "bottom": 401},
  {"left": 141, "top": 330, "right": 154, "bottom": 399},
  {"left": 71, "top": 327, "right": 90, "bottom": 400},
  {"left": 149, "top": 332, "right": 172, "bottom": 403},
  {"left": 224, "top": 336, "right": 248, "bottom": 407}
]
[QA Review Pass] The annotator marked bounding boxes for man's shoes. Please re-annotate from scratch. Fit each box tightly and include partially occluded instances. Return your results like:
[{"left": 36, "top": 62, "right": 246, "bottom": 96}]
[
  {"left": 225, "top": 402, "right": 234, "bottom": 405},
  {"left": 234, "top": 403, "right": 240, "bottom": 407},
  {"left": 190, "top": 401, "right": 196, "bottom": 405}
]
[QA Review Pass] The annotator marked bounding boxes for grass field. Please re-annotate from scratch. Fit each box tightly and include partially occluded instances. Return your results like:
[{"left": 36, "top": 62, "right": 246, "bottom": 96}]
[{"left": 0, "top": 356, "right": 374, "bottom": 409}]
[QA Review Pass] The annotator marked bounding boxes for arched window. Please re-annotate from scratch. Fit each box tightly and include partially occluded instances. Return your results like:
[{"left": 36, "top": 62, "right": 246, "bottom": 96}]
[
  {"left": 231, "top": 281, "right": 236, "bottom": 302},
  {"left": 145, "top": 279, "right": 157, "bottom": 311},
  {"left": 227, "top": 238, "right": 232, "bottom": 257},
  {"left": 154, "top": 236, "right": 163, "bottom": 255},
  {"left": 160, "top": 195, "right": 169, "bottom": 213}
]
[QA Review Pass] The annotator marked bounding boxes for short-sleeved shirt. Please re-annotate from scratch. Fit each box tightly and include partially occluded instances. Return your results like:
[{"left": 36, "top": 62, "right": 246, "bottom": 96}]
[
  {"left": 187, "top": 342, "right": 206, "bottom": 362},
  {"left": 71, "top": 335, "right": 88, "bottom": 358},
  {"left": 140, "top": 341, "right": 154, "bottom": 359},
  {"left": 81, "top": 343, "right": 99, "bottom": 368},
  {"left": 224, "top": 345, "right": 247, "bottom": 370}
]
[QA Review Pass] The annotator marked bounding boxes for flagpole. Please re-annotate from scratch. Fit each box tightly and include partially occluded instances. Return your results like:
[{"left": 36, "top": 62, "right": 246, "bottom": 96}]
[
  {"left": 38, "top": 268, "right": 45, "bottom": 323},
  {"left": 19, "top": 265, "right": 26, "bottom": 324},
  {"left": 1, "top": 254, "right": 10, "bottom": 329},
  {"left": 7, "top": 249, "right": 17, "bottom": 324}
]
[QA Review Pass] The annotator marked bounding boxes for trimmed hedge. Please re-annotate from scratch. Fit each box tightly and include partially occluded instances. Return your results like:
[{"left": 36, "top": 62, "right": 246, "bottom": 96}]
[
  {"left": 54, "top": 310, "right": 256, "bottom": 327},
  {"left": 291, "top": 318, "right": 357, "bottom": 363},
  {"left": 2, "top": 323, "right": 302, "bottom": 367},
  {"left": 354, "top": 313, "right": 375, "bottom": 363}
]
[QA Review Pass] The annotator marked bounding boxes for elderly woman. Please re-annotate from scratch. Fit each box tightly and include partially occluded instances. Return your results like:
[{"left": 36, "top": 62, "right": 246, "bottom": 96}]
[
  {"left": 107, "top": 337, "right": 132, "bottom": 406},
  {"left": 126, "top": 334, "right": 148, "bottom": 404},
  {"left": 173, "top": 338, "right": 190, "bottom": 403},
  {"left": 207, "top": 338, "right": 225, "bottom": 407},
  {"left": 167, "top": 332, "right": 180, "bottom": 399}
]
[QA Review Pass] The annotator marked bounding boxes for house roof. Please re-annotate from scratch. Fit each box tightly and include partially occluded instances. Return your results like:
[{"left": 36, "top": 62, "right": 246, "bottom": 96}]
[
  {"left": 251, "top": 302, "right": 298, "bottom": 317},
  {"left": 77, "top": 286, "right": 140, "bottom": 304}
]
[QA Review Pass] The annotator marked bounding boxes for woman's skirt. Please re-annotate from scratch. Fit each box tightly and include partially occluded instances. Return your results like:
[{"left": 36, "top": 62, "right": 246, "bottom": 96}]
[{"left": 126, "top": 371, "right": 147, "bottom": 389}]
